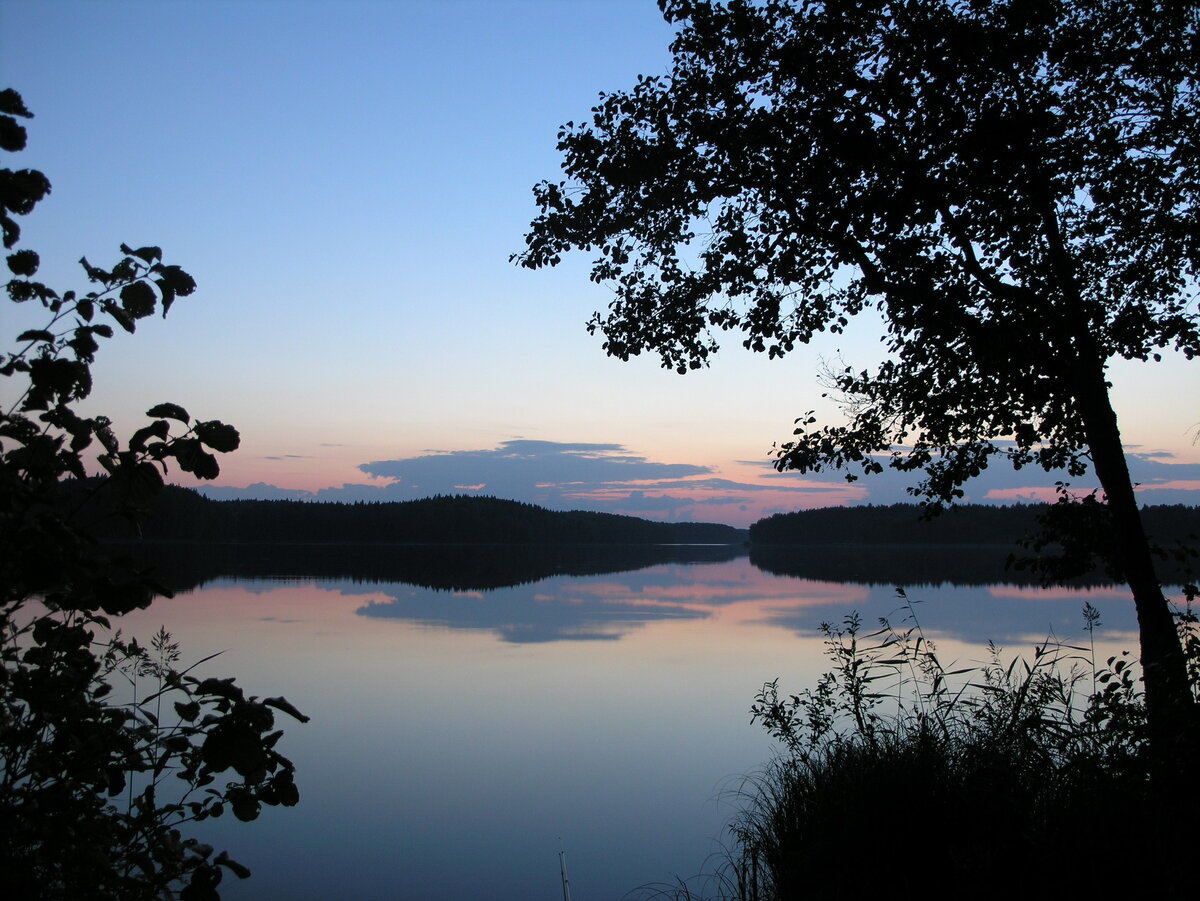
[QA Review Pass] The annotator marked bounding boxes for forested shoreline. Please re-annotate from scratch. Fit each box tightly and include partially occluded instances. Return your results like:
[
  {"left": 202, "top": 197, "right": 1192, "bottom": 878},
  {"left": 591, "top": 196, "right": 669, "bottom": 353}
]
[
  {"left": 750, "top": 502, "right": 1200, "bottom": 548},
  {"left": 77, "top": 483, "right": 749, "bottom": 545},
  {"left": 78, "top": 483, "right": 1199, "bottom": 557}
]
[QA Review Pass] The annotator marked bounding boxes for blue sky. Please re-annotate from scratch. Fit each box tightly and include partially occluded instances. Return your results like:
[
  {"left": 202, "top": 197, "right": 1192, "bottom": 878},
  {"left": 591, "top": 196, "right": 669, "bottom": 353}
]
[{"left": 3, "top": 0, "right": 1197, "bottom": 527}]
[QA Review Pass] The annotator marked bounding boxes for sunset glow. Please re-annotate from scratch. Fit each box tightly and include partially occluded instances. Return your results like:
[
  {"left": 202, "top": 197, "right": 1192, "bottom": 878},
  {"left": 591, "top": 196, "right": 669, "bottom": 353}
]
[{"left": 2, "top": 0, "right": 1196, "bottom": 528}]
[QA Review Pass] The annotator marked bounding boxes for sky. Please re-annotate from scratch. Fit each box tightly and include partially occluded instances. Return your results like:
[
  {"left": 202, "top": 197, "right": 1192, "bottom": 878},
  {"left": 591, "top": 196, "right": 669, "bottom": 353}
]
[{"left": 2, "top": 0, "right": 1198, "bottom": 528}]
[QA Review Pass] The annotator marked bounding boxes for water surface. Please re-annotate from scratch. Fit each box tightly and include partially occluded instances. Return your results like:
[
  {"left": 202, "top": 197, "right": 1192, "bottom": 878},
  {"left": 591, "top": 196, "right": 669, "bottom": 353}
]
[{"left": 115, "top": 545, "right": 1143, "bottom": 900}]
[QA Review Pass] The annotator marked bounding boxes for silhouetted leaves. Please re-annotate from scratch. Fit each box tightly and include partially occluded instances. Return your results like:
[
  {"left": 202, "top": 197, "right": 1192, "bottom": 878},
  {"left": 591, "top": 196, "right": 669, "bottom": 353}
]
[
  {"left": 119, "top": 243, "right": 162, "bottom": 265},
  {"left": 194, "top": 420, "right": 239, "bottom": 453},
  {"left": 2, "top": 88, "right": 302, "bottom": 899},
  {"left": 129, "top": 419, "right": 171, "bottom": 452},
  {"left": 519, "top": 0, "right": 1199, "bottom": 758},
  {"left": 1, "top": 168, "right": 51, "bottom": 247},
  {"left": 146, "top": 402, "right": 190, "bottom": 424},
  {"left": 120, "top": 279, "right": 156, "bottom": 319},
  {"left": 6, "top": 248, "right": 37, "bottom": 275},
  {"left": 101, "top": 298, "right": 136, "bottom": 333},
  {"left": 0, "top": 112, "right": 28, "bottom": 153},
  {"left": 738, "top": 601, "right": 1198, "bottom": 898},
  {"left": 0, "top": 87, "right": 33, "bottom": 118}
]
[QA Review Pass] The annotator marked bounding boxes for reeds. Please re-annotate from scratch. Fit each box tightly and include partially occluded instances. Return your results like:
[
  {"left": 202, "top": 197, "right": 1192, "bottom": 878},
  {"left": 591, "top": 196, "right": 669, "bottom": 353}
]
[{"left": 636, "top": 589, "right": 1199, "bottom": 901}]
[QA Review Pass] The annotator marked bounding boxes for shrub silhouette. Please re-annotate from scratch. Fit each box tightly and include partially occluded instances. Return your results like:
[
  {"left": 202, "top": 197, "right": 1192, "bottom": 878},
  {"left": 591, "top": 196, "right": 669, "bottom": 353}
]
[
  {"left": 720, "top": 597, "right": 1198, "bottom": 900},
  {"left": 1, "top": 88, "right": 306, "bottom": 899}
]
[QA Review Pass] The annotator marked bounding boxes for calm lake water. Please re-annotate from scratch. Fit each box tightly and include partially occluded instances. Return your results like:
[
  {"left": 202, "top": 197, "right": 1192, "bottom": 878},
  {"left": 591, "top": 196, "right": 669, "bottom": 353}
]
[{"left": 115, "top": 544, "right": 1145, "bottom": 900}]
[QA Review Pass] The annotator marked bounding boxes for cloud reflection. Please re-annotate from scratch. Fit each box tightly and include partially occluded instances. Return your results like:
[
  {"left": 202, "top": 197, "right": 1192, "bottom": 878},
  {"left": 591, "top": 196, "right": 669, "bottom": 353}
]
[{"left": 354, "top": 580, "right": 712, "bottom": 643}]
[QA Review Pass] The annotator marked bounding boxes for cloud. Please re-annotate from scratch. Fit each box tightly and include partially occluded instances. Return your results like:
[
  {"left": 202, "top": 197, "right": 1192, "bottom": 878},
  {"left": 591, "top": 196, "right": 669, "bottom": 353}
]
[
  {"left": 200, "top": 440, "right": 849, "bottom": 523},
  {"left": 358, "top": 439, "right": 709, "bottom": 493},
  {"left": 353, "top": 579, "right": 712, "bottom": 643},
  {"left": 197, "top": 440, "right": 1200, "bottom": 527},
  {"left": 203, "top": 441, "right": 712, "bottom": 507}
]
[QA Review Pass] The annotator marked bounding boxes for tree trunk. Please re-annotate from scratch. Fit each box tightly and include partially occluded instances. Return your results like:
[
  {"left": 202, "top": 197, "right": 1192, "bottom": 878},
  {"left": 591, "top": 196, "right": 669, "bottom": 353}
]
[
  {"left": 1032, "top": 177, "right": 1197, "bottom": 762},
  {"left": 1075, "top": 368, "right": 1197, "bottom": 767}
]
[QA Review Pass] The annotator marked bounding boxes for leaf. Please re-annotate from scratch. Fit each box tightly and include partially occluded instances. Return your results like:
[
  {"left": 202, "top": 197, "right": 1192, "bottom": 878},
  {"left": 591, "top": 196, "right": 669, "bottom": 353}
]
[
  {"left": 196, "top": 677, "right": 242, "bottom": 702},
  {"left": 66, "top": 327, "right": 99, "bottom": 360},
  {"left": 5, "top": 168, "right": 51, "bottom": 217},
  {"left": 195, "top": 420, "right": 240, "bottom": 453},
  {"left": 79, "top": 256, "right": 111, "bottom": 283},
  {"left": 0, "top": 88, "right": 33, "bottom": 118},
  {"left": 153, "top": 264, "right": 197, "bottom": 297},
  {"left": 175, "top": 700, "right": 202, "bottom": 722},
  {"left": 262, "top": 696, "right": 310, "bottom": 723},
  {"left": 129, "top": 419, "right": 171, "bottom": 451},
  {"left": 146, "top": 402, "right": 190, "bottom": 423},
  {"left": 120, "top": 243, "right": 162, "bottom": 264},
  {"left": 6, "top": 249, "right": 38, "bottom": 276},
  {"left": 177, "top": 440, "right": 219, "bottom": 479},
  {"left": 156, "top": 278, "right": 176, "bottom": 316},
  {"left": 120, "top": 279, "right": 156, "bottom": 318},
  {"left": 230, "top": 791, "right": 260, "bottom": 822},
  {"left": 16, "top": 329, "right": 55, "bottom": 343},
  {"left": 269, "top": 771, "right": 300, "bottom": 807},
  {"left": 96, "top": 421, "right": 119, "bottom": 455},
  {"left": 25, "top": 357, "right": 90, "bottom": 407},
  {"left": 102, "top": 300, "right": 136, "bottom": 333},
  {"left": 162, "top": 734, "right": 190, "bottom": 754},
  {"left": 0, "top": 113, "right": 28, "bottom": 153},
  {"left": 2, "top": 211, "right": 18, "bottom": 248},
  {"left": 214, "top": 851, "right": 252, "bottom": 880}
]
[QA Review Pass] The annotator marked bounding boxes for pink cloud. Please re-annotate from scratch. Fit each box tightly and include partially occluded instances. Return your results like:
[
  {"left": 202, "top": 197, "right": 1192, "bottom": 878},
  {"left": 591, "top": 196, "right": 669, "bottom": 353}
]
[{"left": 1134, "top": 480, "right": 1200, "bottom": 492}]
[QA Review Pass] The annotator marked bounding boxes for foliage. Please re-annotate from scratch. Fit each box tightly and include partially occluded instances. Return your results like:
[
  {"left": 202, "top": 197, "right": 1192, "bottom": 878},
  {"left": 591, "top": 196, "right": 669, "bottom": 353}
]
[
  {"left": 517, "top": 0, "right": 1199, "bottom": 495},
  {"left": 726, "top": 596, "right": 1199, "bottom": 900},
  {"left": 517, "top": 0, "right": 1198, "bottom": 753},
  {"left": 1, "top": 89, "right": 307, "bottom": 898}
]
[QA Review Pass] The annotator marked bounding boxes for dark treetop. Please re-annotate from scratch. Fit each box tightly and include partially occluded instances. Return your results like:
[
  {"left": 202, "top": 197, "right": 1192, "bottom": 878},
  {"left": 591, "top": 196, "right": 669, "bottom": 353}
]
[{"left": 516, "top": 1, "right": 1199, "bottom": 766}]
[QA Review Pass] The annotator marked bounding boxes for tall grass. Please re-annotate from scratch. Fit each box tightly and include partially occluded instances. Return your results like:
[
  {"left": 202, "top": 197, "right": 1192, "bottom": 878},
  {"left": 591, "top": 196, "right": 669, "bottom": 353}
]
[{"left": 636, "top": 589, "right": 1199, "bottom": 901}]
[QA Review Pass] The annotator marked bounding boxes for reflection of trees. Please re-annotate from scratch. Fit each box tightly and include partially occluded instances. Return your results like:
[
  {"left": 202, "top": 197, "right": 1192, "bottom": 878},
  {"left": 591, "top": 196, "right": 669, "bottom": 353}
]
[
  {"left": 749, "top": 544, "right": 1110, "bottom": 587},
  {"left": 130, "top": 539, "right": 1146, "bottom": 593},
  {"left": 131, "top": 542, "right": 747, "bottom": 593},
  {"left": 133, "top": 541, "right": 1150, "bottom": 646}
]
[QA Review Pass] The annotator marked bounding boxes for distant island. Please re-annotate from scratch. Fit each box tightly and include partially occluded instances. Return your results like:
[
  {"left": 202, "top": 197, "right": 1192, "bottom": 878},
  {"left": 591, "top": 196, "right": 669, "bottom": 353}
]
[
  {"left": 750, "top": 502, "right": 1200, "bottom": 547},
  {"left": 748, "top": 502, "right": 1199, "bottom": 585},
  {"left": 82, "top": 484, "right": 749, "bottom": 546}
]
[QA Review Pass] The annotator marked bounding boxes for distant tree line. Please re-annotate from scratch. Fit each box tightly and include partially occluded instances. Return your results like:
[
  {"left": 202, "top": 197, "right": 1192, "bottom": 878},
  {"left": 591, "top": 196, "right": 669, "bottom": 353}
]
[
  {"left": 76, "top": 483, "right": 747, "bottom": 546},
  {"left": 750, "top": 502, "right": 1200, "bottom": 551}
]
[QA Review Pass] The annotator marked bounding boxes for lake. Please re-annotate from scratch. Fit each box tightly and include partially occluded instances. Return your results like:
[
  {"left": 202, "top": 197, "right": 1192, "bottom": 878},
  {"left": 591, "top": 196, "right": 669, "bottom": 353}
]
[{"left": 114, "top": 544, "right": 1146, "bottom": 900}]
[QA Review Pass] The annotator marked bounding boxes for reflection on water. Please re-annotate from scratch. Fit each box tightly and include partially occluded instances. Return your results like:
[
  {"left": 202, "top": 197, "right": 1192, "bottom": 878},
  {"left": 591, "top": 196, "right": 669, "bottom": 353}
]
[
  {"left": 135, "top": 541, "right": 747, "bottom": 592},
  {"left": 113, "top": 545, "right": 1147, "bottom": 900}
]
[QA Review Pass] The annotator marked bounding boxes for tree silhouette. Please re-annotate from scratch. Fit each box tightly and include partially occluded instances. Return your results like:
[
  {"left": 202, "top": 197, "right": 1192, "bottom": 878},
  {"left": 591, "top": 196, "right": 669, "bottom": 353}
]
[
  {"left": 1, "top": 89, "right": 306, "bottom": 899},
  {"left": 515, "top": 1, "right": 1199, "bottom": 761}
]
